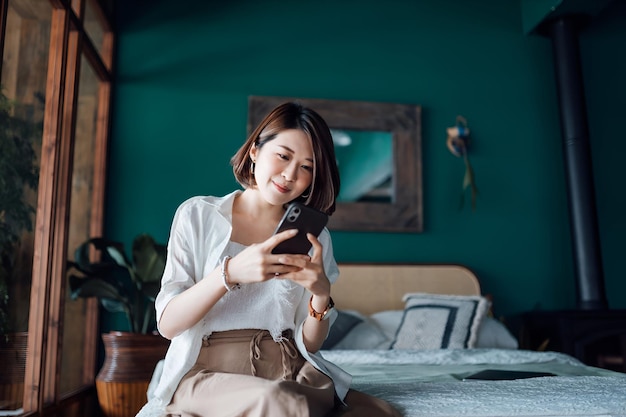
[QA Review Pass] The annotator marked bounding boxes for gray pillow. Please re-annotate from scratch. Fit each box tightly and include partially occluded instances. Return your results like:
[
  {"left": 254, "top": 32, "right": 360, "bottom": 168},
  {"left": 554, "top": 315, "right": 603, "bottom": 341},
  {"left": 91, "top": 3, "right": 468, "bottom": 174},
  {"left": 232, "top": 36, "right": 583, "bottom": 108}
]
[{"left": 322, "top": 310, "right": 363, "bottom": 349}]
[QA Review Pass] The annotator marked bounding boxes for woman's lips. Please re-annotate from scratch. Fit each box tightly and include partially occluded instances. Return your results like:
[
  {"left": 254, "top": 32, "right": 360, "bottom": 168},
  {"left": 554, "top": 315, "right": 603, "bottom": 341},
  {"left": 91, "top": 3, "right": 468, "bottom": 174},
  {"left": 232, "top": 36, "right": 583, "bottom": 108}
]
[{"left": 273, "top": 181, "right": 290, "bottom": 193}]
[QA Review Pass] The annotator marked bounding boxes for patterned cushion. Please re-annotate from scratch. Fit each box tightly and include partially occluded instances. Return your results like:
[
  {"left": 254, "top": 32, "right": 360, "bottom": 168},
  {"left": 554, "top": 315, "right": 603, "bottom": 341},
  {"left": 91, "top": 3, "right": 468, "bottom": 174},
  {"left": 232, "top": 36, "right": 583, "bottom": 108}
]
[{"left": 391, "top": 293, "right": 490, "bottom": 349}]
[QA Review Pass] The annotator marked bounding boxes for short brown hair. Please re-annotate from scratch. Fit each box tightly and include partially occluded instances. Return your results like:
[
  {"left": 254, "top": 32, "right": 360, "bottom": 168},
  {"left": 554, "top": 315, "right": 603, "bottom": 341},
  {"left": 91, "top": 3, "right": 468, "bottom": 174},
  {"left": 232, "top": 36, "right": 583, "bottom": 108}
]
[{"left": 231, "top": 102, "right": 340, "bottom": 215}]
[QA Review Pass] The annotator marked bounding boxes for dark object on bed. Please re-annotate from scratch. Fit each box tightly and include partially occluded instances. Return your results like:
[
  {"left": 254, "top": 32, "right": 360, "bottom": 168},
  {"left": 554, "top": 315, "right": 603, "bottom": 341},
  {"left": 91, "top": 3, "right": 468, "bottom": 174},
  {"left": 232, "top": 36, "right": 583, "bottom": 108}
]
[{"left": 462, "top": 369, "right": 556, "bottom": 381}]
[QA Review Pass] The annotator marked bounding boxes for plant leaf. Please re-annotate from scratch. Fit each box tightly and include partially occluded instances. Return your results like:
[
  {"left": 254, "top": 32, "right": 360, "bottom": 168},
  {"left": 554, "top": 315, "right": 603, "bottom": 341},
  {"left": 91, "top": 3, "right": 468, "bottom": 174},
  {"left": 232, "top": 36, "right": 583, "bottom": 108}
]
[
  {"left": 132, "top": 234, "right": 166, "bottom": 283},
  {"left": 106, "top": 246, "right": 131, "bottom": 269},
  {"left": 69, "top": 275, "right": 127, "bottom": 304},
  {"left": 100, "top": 299, "right": 129, "bottom": 314}
]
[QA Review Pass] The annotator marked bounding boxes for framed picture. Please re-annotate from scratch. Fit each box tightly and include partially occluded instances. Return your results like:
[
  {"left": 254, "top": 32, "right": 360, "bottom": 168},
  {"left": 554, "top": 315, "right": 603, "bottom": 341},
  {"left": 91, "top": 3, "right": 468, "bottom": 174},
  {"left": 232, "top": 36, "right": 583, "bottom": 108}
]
[{"left": 248, "top": 96, "right": 422, "bottom": 233}]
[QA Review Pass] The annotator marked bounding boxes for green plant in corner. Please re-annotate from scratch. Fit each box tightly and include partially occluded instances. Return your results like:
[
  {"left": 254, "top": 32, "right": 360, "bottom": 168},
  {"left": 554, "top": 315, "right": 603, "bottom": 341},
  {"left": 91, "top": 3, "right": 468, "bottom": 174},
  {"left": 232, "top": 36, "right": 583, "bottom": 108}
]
[
  {"left": 67, "top": 234, "right": 166, "bottom": 334},
  {"left": 0, "top": 88, "right": 40, "bottom": 339}
]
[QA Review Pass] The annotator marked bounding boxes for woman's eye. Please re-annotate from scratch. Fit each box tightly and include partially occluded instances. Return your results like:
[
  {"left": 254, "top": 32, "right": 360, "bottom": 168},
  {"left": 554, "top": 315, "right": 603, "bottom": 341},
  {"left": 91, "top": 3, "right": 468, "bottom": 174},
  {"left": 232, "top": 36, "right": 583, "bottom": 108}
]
[
  {"left": 302, "top": 165, "right": 313, "bottom": 172},
  {"left": 277, "top": 153, "right": 288, "bottom": 160}
]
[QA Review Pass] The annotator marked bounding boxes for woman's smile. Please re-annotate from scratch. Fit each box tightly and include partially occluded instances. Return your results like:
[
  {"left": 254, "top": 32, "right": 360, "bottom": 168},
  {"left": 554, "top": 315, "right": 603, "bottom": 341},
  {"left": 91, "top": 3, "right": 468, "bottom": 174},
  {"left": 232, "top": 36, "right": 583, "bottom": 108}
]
[{"left": 273, "top": 181, "right": 291, "bottom": 193}]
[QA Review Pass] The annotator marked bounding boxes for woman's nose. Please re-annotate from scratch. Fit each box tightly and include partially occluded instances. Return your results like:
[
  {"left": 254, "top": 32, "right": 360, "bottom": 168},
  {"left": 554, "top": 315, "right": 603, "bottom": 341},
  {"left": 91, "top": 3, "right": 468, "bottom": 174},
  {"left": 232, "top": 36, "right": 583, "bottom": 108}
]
[{"left": 282, "top": 163, "right": 297, "bottom": 181}]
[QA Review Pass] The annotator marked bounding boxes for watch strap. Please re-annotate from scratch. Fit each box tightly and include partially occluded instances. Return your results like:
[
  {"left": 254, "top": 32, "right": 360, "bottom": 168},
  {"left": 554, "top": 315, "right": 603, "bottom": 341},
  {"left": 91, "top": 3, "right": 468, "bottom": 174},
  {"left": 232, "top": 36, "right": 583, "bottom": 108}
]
[{"left": 308, "top": 296, "right": 334, "bottom": 321}]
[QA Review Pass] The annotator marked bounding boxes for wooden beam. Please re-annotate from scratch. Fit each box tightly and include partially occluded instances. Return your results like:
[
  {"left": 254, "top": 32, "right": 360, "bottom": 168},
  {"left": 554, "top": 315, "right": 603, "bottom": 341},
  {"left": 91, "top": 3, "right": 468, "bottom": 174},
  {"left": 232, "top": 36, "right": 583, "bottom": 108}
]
[
  {"left": 23, "top": 6, "right": 69, "bottom": 413},
  {"left": 0, "top": 0, "right": 8, "bottom": 76}
]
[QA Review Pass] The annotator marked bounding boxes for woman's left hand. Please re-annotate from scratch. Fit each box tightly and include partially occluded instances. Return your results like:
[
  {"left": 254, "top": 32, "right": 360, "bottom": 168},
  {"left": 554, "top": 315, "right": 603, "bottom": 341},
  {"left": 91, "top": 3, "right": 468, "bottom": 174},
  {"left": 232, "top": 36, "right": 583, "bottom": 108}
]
[
  {"left": 280, "top": 233, "right": 332, "bottom": 353},
  {"left": 274, "top": 233, "right": 330, "bottom": 298}
]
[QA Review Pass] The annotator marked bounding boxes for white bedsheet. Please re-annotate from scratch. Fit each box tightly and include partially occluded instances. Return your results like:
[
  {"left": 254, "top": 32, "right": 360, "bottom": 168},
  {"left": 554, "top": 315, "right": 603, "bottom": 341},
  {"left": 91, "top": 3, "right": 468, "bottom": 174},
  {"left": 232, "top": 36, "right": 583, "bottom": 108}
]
[{"left": 321, "top": 349, "right": 626, "bottom": 417}]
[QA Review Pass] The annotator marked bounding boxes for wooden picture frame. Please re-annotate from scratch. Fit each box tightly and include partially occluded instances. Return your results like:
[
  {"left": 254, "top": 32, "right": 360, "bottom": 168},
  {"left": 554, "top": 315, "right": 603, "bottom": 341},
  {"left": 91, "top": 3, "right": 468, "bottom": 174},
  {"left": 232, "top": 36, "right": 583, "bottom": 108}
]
[{"left": 248, "top": 96, "right": 423, "bottom": 232}]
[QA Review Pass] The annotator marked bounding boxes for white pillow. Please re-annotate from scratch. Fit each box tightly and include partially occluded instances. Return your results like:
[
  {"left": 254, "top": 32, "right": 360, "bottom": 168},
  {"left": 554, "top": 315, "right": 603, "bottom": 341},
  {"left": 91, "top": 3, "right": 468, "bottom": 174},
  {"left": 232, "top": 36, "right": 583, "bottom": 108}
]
[
  {"left": 392, "top": 293, "right": 490, "bottom": 349},
  {"left": 370, "top": 310, "right": 404, "bottom": 341},
  {"left": 475, "top": 317, "right": 519, "bottom": 349}
]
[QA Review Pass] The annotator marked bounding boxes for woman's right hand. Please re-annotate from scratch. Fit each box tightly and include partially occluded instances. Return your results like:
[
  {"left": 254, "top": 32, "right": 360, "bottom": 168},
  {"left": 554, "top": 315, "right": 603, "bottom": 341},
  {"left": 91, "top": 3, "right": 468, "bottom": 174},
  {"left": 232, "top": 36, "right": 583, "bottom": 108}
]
[
  {"left": 159, "top": 229, "right": 309, "bottom": 339},
  {"left": 226, "top": 229, "right": 310, "bottom": 284}
]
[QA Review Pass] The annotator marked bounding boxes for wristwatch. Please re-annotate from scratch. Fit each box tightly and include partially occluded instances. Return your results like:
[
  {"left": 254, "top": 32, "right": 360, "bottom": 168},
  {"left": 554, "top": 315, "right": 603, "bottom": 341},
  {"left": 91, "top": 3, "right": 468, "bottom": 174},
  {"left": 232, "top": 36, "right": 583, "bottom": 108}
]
[{"left": 308, "top": 296, "right": 335, "bottom": 321}]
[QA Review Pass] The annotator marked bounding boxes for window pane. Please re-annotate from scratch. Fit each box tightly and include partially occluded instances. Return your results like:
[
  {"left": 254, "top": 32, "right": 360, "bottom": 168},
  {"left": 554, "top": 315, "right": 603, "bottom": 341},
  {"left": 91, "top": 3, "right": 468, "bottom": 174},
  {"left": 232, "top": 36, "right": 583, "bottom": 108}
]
[
  {"left": 71, "top": 0, "right": 80, "bottom": 16},
  {"left": 71, "top": 0, "right": 106, "bottom": 57},
  {"left": 0, "top": 0, "right": 51, "bottom": 411},
  {"left": 84, "top": 0, "right": 106, "bottom": 58},
  {"left": 61, "top": 54, "right": 99, "bottom": 395}
]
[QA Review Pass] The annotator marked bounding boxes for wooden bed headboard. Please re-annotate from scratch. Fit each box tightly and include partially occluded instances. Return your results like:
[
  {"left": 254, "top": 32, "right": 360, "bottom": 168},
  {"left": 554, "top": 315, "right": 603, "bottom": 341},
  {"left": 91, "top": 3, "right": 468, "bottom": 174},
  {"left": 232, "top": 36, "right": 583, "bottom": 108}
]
[{"left": 332, "top": 264, "right": 481, "bottom": 315}]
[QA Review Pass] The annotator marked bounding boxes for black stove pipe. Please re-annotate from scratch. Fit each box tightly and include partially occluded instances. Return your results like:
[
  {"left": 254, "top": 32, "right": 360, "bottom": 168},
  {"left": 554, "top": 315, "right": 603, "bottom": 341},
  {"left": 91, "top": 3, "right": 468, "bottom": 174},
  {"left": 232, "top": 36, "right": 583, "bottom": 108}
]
[{"left": 548, "top": 16, "right": 608, "bottom": 310}]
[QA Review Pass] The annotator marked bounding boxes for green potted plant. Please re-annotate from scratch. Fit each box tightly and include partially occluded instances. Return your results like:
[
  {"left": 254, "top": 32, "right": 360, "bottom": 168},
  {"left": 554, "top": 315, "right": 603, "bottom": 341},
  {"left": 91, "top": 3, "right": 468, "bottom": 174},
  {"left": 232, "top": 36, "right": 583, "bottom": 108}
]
[
  {"left": 0, "top": 89, "right": 39, "bottom": 337},
  {"left": 0, "top": 88, "right": 40, "bottom": 410},
  {"left": 68, "top": 234, "right": 166, "bottom": 334},
  {"left": 67, "top": 234, "right": 170, "bottom": 417}
]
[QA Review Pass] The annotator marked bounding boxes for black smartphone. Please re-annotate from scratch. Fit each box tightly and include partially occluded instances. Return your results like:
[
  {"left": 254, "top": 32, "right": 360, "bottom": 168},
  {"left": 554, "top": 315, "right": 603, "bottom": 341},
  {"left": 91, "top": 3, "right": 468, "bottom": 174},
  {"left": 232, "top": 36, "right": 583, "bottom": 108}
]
[
  {"left": 462, "top": 369, "right": 556, "bottom": 381},
  {"left": 271, "top": 202, "right": 329, "bottom": 255}
]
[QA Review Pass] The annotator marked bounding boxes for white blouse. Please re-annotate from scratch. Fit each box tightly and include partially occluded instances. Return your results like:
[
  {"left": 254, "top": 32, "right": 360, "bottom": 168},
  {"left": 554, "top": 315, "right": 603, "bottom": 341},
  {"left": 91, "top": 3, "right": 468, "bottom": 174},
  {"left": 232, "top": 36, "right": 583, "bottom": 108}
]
[
  {"left": 205, "top": 240, "right": 302, "bottom": 340},
  {"left": 139, "top": 191, "right": 351, "bottom": 416}
]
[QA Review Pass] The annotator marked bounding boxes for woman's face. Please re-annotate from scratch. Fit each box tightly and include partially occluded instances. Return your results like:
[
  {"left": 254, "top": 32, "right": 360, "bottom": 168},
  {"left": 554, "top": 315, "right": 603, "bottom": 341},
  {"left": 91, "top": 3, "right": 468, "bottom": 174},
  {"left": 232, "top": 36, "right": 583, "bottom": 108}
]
[{"left": 250, "top": 129, "right": 314, "bottom": 207}]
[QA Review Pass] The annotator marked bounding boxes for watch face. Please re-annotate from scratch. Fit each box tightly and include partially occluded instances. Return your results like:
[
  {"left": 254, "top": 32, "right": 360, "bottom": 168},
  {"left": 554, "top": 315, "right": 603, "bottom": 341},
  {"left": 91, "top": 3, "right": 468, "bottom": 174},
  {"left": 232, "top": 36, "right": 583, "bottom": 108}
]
[{"left": 321, "top": 297, "right": 335, "bottom": 320}]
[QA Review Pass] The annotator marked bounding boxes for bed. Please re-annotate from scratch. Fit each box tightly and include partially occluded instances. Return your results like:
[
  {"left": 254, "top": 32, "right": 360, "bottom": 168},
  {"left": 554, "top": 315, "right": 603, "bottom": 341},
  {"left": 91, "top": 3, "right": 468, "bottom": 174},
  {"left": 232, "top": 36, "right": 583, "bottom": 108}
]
[
  {"left": 143, "top": 263, "right": 626, "bottom": 417},
  {"left": 322, "top": 263, "right": 626, "bottom": 417}
]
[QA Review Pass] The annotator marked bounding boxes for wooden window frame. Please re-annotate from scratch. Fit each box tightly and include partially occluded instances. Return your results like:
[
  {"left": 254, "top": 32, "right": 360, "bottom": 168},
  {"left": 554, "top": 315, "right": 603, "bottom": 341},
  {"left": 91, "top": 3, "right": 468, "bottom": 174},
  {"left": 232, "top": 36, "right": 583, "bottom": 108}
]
[{"left": 0, "top": 0, "right": 114, "bottom": 415}]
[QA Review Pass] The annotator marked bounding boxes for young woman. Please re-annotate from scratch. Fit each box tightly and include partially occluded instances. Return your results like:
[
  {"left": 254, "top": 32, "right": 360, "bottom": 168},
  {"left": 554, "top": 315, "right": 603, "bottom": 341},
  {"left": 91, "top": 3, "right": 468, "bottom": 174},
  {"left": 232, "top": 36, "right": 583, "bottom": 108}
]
[{"left": 139, "top": 102, "right": 401, "bottom": 417}]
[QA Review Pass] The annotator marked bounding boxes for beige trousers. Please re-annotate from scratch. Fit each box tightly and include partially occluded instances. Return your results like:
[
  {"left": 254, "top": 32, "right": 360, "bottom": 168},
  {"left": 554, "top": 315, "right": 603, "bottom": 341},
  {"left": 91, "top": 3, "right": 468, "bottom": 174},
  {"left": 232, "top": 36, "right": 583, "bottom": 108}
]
[{"left": 165, "top": 329, "right": 402, "bottom": 417}]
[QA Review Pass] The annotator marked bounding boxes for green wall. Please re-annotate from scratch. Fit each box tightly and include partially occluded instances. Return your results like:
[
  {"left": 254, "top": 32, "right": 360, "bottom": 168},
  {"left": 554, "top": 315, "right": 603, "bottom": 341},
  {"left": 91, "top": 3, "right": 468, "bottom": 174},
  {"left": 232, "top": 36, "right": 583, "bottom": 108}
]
[{"left": 106, "top": 0, "right": 626, "bottom": 320}]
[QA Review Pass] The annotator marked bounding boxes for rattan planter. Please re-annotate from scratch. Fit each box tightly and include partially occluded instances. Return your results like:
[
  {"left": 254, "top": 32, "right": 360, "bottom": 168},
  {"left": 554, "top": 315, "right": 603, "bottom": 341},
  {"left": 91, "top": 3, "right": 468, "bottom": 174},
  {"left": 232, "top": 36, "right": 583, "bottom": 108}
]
[{"left": 96, "top": 331, "right": 169, "bottom": 417}]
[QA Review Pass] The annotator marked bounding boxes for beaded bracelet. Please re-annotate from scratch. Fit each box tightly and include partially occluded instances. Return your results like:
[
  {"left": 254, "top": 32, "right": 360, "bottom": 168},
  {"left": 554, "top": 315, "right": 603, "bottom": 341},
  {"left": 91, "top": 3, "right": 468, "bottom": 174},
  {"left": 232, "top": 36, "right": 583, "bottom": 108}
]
[{"left": 220, "top": 255, "right": 240, "bottom": 291}]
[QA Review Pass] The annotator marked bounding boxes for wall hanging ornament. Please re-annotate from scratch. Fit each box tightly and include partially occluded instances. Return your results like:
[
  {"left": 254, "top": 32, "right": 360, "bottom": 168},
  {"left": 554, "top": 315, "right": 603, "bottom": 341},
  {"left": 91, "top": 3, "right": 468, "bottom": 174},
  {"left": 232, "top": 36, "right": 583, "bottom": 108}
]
[{"left": 446, "top": 116, "right": 478, "bottom": 210}]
